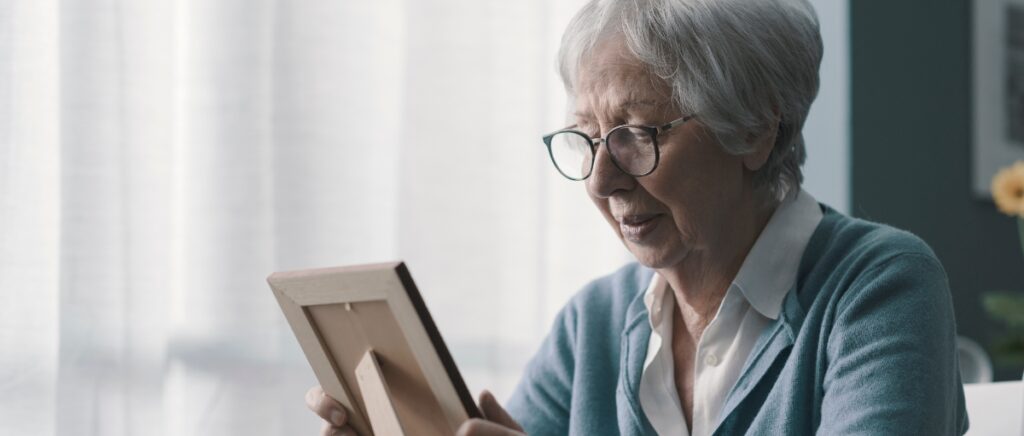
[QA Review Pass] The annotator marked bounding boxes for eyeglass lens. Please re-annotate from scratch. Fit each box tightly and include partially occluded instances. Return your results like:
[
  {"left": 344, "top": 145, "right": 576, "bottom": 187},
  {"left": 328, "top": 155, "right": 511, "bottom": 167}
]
[
  {"left": 548, "top": 126, "right": 656, "bottom": 180},
  {"left": 548, "top": 131, "right": 593, "bottom": 180}
]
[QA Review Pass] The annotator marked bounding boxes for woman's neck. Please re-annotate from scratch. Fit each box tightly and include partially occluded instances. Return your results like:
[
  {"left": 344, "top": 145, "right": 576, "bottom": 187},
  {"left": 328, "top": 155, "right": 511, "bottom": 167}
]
[{"left": 658, "top": 196, "right": 778, "bottom": 333}]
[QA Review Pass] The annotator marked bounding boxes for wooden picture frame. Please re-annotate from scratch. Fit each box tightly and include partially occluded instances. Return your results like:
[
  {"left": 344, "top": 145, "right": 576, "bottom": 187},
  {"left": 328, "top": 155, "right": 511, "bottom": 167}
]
[{"left": 268, "top": 261, "right": 481, "bottom": 435}]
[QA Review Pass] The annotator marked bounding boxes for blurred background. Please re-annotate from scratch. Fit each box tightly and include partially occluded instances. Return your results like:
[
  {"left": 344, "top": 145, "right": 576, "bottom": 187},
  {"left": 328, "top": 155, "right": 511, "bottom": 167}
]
[{"left": 0, "top": 0, "right": 1021, "bottom": 435}]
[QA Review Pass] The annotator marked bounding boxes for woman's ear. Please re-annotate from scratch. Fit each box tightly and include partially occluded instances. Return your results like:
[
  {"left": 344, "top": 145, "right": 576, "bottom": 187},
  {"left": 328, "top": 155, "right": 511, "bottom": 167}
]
[{"left": 742, "top": 119, "right": 780, "bottom": 172}]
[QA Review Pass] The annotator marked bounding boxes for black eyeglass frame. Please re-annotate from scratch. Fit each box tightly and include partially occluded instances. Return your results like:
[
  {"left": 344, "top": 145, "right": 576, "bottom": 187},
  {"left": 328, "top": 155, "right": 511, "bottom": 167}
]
[{"left": 541, "top": 115, "right": 695, "bottom": 181}]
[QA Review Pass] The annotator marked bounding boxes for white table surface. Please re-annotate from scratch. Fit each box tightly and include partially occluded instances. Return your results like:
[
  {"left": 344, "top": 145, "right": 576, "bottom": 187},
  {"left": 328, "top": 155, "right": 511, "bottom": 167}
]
[{"left": 964, "top": 381, "right": 1023, "bottom": 436}]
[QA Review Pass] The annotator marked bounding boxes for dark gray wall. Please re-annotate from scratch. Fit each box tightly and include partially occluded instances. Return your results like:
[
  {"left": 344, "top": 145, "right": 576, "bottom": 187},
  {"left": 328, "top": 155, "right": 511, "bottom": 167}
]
[{"left": 852, "top": 1, "right": 1024, "bottom": 380}]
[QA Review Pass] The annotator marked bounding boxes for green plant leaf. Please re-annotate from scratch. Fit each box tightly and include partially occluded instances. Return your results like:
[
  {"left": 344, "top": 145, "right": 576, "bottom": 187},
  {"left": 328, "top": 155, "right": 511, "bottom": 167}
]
[
  {"left": 991, "top": 334, "right": 1024, "bottom": 366},
  {"left": 983, "top": 292, "right": 1024, "bottom": 329}
]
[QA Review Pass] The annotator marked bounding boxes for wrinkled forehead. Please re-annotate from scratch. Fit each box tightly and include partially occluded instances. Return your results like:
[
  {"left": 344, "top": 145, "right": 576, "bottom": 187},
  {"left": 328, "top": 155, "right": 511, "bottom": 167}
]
[
  {"left": 577, "top": 36, "right": 650, "bottom": 91},
  {"left": 572, "top": 36, "right": 673, "bottom": 117}
]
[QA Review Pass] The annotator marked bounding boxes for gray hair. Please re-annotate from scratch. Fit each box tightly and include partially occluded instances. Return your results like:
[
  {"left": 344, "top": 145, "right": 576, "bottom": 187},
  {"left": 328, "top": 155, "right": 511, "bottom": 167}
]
[{"left": 558, "top": 0, "right": 823, "bottom": 201}]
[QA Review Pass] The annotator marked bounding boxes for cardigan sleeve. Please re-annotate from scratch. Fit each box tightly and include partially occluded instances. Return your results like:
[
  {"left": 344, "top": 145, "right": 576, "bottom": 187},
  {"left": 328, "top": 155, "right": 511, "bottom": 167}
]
[
  {"left": 505, "top": 300, "right": 578, "bottom": 436},
  {"left": 817, "top": 252, "right": 969, "bottom": 435}
]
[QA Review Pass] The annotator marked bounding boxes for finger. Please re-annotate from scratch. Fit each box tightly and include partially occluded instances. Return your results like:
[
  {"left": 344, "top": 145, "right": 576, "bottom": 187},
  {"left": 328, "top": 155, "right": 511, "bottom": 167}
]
[
  {"left": 336, "top": 426, "right": 359, "bottom": 436},
  {"left": 456, "top": 418, "right": 523, "bottom": 436},
  {"left": 306, "top": 386, "right": 324, "bottom": 411},
  {"left": 320, "top": 422, "right": 359, "bottom": 436},
  {"left": 478, "top": 390, "right": 524, "bottom": 432},
  {"left": 320, "top": 421, "right": 338, "bottom": 436},
  {"left": 306, "top": 386, "right": 348, "bottom": 426}
]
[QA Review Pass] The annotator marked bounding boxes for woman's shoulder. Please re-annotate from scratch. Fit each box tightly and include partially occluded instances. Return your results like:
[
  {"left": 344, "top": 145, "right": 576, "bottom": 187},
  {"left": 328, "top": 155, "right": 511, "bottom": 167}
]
[
  {"left": 797, "top": 205, "right": 949, "bottom": 309},
  {"left": 804, "top": 205, "right": 945, "bottom": 279}
]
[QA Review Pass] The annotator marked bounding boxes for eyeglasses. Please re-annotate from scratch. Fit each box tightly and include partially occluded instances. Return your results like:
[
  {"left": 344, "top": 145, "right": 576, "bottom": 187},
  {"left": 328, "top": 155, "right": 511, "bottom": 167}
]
[{"left": 541, "top": 116, "right": 694, "bottom": 181}]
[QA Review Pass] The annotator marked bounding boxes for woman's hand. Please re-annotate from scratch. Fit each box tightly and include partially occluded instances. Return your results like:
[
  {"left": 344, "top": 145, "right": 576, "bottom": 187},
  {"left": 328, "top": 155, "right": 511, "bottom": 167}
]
[
  {"left": 307, "top": 385, "right": 522, "bottom": 436},
  {"left": 305, "top": 385, "right": 359, "bottom": 436},
  {"left": 456, "top": 390, "right": 526, "bottom": 436}
]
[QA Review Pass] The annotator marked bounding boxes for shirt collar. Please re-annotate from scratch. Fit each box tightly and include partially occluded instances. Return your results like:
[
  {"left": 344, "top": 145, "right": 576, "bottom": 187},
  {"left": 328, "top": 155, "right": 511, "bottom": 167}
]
[
  {"left": 642, "top": 189, "right": 823, "bottom": 324},
  {"left": 642, "top": 273, "right": 669, "bottom": 329},
  {"left": 732, "top": 189, "right": 823, "bottom": 319}
]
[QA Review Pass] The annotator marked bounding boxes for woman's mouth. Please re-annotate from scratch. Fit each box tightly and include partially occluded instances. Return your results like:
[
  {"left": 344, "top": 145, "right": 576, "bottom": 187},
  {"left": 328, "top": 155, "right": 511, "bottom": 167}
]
[{"left": 619, "top": 214, "right": 661, "bottom": 241}]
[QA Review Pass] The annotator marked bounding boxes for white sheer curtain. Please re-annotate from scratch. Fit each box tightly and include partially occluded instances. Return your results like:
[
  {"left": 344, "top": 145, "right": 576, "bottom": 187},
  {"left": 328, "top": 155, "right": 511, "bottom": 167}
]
[
  {"left": 1, "top": 1, "right": 849, "bottom": 435},
  {"left": 1, "top": 0, "right": 634, "bottom": 435}
]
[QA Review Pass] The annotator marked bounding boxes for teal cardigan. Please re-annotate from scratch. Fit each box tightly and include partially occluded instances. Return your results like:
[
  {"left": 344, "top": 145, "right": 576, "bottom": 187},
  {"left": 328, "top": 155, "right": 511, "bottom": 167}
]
[{"left": 506, "top": 205, "right": 969, "bottom": 435}]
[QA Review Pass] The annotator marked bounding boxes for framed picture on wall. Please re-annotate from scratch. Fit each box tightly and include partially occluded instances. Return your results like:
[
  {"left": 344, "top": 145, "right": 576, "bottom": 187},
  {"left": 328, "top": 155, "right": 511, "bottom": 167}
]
[{"left": 974, "top": 0, "right": 1024, "bottom": 197}]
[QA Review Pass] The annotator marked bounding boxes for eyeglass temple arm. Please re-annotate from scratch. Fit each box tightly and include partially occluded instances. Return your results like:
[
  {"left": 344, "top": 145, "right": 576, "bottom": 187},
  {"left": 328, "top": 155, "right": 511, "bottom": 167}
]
[{"left": 659, "top": 115, "right": 694, "bottom": 132}]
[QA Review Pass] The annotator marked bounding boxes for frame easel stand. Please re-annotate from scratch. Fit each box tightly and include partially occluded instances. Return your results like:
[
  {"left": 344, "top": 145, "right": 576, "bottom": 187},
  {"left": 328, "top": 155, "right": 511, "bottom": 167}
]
[{"left": 354, "top": 349, "right": 407, "bottom": 436}]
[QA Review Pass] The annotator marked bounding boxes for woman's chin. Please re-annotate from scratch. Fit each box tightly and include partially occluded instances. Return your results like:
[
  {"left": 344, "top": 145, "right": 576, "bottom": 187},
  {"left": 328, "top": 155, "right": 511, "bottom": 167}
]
[
  {"left": 617, "top": 227, "right": 677, "bottom": 268},
  {"left": 625, "top": 243, "right": 681, "bottom": 270}
]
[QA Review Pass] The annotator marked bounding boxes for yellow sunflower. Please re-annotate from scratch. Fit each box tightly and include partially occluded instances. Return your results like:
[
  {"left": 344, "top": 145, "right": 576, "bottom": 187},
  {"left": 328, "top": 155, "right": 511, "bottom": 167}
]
[{"left": 991, "top": 161, "right": 1024, "bottom": 217}]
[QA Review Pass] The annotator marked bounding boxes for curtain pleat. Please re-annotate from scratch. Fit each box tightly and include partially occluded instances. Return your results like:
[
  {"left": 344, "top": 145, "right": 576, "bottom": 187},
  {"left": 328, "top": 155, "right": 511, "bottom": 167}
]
[{"left": 0, "top": 1, "right": 61, "bottom": 436}]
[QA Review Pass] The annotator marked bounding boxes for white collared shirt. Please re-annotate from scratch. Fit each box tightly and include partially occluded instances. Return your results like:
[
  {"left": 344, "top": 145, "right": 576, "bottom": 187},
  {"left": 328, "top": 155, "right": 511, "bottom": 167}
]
[{"left": 638, "top": 190, "right": 824, "bottom": 436}]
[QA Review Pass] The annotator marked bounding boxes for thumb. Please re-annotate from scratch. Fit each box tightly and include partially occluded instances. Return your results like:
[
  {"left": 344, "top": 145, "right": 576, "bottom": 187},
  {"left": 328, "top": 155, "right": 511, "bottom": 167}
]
[{"left": 478, "top": 390, "right": 524, "bottom": 432}]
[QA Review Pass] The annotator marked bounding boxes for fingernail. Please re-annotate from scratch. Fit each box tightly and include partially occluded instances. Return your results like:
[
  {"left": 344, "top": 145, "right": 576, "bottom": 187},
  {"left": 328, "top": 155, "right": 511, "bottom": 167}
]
[
  {"left": 331, "top": 410, "right": 345, "bottom": 426},
  {"left": 305, "top": 390, "right": 315, "bottom": 405}
]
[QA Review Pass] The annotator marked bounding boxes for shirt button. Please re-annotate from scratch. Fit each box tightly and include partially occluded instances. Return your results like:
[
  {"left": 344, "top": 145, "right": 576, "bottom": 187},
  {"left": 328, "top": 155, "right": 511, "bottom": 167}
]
[{"left": 705, "top": 353, "right": 720, "bottom": 367}]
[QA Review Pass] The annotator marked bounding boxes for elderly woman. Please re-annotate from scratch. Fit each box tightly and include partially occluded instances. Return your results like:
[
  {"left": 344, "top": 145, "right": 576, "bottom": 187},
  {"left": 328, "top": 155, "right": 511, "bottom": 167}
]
[{"left": 307, "top": 0, "right": 969, "bottom": 434}]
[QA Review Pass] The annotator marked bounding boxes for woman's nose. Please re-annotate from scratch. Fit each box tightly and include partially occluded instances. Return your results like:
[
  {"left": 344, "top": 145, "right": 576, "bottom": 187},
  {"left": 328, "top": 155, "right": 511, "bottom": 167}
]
[{"left": 586, "top": 143, "right": 634, "bottom": 198}]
